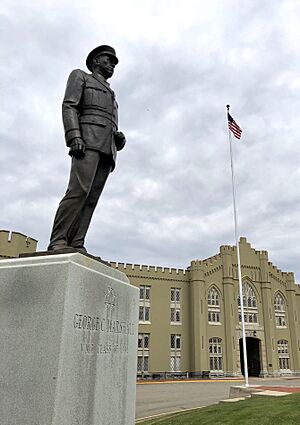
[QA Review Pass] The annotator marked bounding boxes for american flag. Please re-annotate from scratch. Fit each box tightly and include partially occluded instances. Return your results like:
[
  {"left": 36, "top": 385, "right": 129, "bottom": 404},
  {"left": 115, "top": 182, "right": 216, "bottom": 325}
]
[{"left": 227, "top": 112, "right": 242, "bottom": 139}]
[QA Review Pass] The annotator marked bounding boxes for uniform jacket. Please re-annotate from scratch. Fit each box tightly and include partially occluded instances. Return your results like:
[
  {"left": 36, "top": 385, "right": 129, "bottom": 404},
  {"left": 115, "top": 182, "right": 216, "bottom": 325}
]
[{"left": 62, "top": 69, "right": 125, "bottom": 170}]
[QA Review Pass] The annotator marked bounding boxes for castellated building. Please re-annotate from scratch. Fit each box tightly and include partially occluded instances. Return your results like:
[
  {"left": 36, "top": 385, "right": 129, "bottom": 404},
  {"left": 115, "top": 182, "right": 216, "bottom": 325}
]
[
  {"left": 1, "top": 229, "right": 300, "bottom": 378},
  {"left": 0, "top": 230, "right": 37, "bottom": 259}
]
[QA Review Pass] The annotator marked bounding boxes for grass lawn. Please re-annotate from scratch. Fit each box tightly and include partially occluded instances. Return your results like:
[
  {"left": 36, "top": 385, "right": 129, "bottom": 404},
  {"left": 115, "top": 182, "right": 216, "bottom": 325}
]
[{"left": 138, "top": 393, "right": 300, "bottom": 425}]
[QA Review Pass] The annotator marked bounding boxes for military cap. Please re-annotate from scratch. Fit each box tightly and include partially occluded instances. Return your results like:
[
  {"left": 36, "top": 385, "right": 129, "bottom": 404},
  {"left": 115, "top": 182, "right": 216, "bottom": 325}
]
[{"left": 86, "top": 45, "right": 119, "bottom": 71}]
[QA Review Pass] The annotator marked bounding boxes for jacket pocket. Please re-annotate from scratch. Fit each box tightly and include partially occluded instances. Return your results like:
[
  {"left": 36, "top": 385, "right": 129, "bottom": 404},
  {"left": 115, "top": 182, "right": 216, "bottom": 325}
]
[{"left": 83, "top": 86, "right": 108, "bottom": 109}]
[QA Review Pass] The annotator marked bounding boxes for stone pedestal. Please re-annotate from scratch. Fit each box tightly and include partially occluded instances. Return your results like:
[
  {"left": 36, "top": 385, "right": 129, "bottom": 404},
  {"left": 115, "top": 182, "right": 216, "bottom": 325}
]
[{"left": 0, "top": 253, "right": 139, "bottom": 425}]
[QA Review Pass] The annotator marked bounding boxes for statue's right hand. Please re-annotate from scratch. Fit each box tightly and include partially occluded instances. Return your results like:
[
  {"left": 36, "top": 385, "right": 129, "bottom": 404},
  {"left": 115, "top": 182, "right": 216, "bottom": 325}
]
[{"left": 68, "top": 138, "right": 86, "bottom": 159}]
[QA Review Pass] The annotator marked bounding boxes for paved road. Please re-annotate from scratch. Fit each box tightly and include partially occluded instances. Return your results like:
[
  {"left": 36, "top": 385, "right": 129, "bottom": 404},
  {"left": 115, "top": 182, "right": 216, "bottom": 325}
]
[{"left": 136, "top": 377, "right": 300, "bottom": 420}]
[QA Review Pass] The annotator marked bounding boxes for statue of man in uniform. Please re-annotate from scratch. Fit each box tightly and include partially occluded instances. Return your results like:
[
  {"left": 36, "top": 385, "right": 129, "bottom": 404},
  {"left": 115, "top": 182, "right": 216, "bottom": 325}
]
[{"left": 48, "top": 45, "right": 126, "bottom": 253}]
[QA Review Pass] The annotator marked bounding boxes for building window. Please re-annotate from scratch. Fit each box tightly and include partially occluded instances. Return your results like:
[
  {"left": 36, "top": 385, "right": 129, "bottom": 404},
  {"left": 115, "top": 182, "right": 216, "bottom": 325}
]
[
  {"left": 138, "top": 333, "right": 150, "bottom": 350},
  {"left": 170, "top": 308, "right": 181, "bottom": 323},
  {"left": 140, "top": 285, "right": 150, "bottom": 300},
  {"left": 208, "top": 286, "right": 221, "bottom": 324},
  {"left": 237, "top": 282, "right": 258, "bottom": 324},
  {"left": 209, "top": 337, "right": 223, "bottom": 371},
  {"left": 277, "top": 340, "right": 290, "bottom": 370},
  {"left": 170, "top": 334, "right": 181, "bottom": 371},
  {"left": 139, "top": 285, "right": 151, "bottom": 323},
  {"left": 137, "top": 356, "right": 149, "bottom": 372},
  {"left": 171, "top": 288, "right": 181, "bottom": 302},
  {"left": 139, "top": 306, "right": 150, "bottom": 322},
  {"left": 137, "top": 333, "right": 150, "bottom": 372},
  {"left": 170, "top": 287, "right": 181, "bottom": 324},
  {"left": 274, "top": 293, "right": 287, "bottom": 328}
]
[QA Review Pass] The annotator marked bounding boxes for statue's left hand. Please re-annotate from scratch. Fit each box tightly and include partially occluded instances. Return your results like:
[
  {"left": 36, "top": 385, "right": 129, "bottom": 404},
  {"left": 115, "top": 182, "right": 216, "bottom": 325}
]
[{"left": 114, "top": 131, "right": 126, "bottom": 151}]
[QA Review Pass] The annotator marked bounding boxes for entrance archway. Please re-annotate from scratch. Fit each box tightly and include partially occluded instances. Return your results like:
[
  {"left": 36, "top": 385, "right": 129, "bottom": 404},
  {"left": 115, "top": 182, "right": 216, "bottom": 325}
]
[{"left": 239, "top": 337, "right": 261, "bottom": 377}]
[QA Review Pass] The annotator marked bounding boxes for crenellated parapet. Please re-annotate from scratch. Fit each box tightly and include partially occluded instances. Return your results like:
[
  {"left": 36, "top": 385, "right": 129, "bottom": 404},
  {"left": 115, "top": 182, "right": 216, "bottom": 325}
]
[
  {"left": 268, "top": 265, "right": 288, "bottom": 287},
  {"left": 110, "top": 237, "right": 299, "bottom": 288},
  {"left": 217, "top": 238, "right": 298, "bottom": 287},
  {"left": 256, "top": 250, "right": 269, "bottom": 261},
  {"left": 220, "top": 244, "right": 234, "bottom": 254},
  {"left": 189, "top": 253, "right": 223, "bottom": 278},
  {"left": 0, "top": 230, "right": 38, "bottom": 258},
  {"left": 109, "top": 261, "right": 188, "bottom": 282}
]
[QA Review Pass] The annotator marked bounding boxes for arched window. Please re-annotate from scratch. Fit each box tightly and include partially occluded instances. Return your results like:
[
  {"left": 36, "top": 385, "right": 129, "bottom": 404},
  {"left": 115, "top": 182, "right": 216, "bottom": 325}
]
[
  {"left": 237, "top": 282, "right": 258, "bottom": 324},
  {"left": 208, "top": 286, "right": 221, "bottom": 324},
  {"left": 209, "top": 337, "right": 223, "bottom": 371},
  {"left": 277, "top": 340, "right": 290, "bottom": 370},
  {"left": 274, "top": 293, "right": 287, "bottom": 327}
]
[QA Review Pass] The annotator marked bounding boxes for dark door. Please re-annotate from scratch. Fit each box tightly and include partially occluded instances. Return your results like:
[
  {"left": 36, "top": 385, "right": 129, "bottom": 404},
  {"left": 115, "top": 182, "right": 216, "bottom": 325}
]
[{"left": 239, "top": 337, "right": 261, "bottom": 377}]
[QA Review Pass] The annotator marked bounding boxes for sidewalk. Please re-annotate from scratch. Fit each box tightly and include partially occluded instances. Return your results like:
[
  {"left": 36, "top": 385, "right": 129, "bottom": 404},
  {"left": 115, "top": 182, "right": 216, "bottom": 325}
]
[
  {"left": 255, "top": 385, "right": 300, "bottom": 393},
  {"left": 137, "top": 377, "right": 243, "bottom": 385}
]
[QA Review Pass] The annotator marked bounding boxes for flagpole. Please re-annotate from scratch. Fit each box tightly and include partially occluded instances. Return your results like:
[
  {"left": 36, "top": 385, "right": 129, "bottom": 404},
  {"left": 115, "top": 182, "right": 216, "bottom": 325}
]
[{"left": 226, "top": 105, "right": 249, "bottom": 387}]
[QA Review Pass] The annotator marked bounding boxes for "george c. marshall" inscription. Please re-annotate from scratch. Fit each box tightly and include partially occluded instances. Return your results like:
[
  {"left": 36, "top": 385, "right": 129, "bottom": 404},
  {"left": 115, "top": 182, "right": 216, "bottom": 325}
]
[
  {"left": 73, "top": 314, "right": 135, "bottom": 335},
  {"left": 73, "top": 313, "right": 136, "bottom": 356}
]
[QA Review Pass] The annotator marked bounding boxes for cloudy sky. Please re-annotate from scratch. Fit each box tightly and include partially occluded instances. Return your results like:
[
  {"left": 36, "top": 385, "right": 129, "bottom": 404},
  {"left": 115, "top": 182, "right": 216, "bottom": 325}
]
[{"left": 1, "top": 0, "right": 299, "bottom": 281}]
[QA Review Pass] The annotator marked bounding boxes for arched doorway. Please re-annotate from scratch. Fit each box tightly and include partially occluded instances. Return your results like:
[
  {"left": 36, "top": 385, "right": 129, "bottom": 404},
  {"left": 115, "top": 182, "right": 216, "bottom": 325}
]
[{"left": 239, "top": 337, "right": 261, "bottom": 377}]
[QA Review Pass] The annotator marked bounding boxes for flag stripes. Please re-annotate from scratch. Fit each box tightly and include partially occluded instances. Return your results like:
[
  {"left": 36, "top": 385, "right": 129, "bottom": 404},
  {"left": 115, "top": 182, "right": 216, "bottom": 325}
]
[{"left": 227, "top": 112, "right": 242, "bottom": 139}]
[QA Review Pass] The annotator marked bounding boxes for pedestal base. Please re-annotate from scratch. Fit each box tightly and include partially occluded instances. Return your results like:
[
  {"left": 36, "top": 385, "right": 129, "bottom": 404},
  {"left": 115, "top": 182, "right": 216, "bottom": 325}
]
[{"left": 0, "top": 253, "right": 139, "bottom": 425}]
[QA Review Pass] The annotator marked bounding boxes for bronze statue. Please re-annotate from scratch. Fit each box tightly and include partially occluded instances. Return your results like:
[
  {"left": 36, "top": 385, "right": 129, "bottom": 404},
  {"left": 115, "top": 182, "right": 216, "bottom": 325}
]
[{"left": 48, "top": 45, "right": 126, "bottom": 253}]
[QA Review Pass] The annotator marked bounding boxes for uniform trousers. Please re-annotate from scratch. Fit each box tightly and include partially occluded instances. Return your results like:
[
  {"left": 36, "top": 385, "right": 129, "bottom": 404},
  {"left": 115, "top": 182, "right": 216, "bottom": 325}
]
[{"left": 48, "top": 149, "right": 112, "bottom": 250}]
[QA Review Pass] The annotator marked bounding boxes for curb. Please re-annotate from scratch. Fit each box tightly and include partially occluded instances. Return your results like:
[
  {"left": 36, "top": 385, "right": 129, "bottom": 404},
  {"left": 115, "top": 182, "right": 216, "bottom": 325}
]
[{"left": 135, "top": 405, "right": 206, "bottom": 423}]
